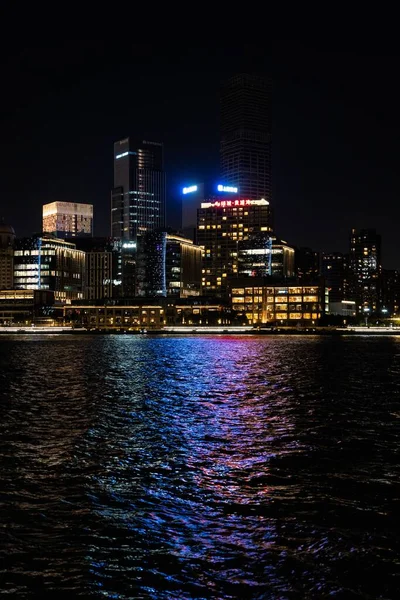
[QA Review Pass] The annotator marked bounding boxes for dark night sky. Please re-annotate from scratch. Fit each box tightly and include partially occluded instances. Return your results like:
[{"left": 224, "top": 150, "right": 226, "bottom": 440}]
[{"left": 1, "top": 40, "right": 400, "bottom": 268}]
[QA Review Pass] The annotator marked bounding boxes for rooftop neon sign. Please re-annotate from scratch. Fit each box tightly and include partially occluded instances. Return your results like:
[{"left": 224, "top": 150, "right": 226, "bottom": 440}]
[
  {"left": 182, "top": 185, "right": 198, "bottom": 194},
  {"left": 217, "top": 184, "right": 238, "bottom": 193},
  {"left": 201, "top": 199, "right": 269, "bottom": 208}
]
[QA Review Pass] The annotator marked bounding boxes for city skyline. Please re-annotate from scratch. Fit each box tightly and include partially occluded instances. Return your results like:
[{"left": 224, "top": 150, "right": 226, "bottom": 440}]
[{"left": 1, "top": 42, "right": 400, "bottom": 269}]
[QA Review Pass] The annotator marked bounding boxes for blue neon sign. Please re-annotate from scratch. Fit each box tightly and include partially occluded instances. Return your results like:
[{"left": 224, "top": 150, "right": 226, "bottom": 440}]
[
  {"left": 217, "top": 184, "right": 238, "bottom": 193},
  {"left": 182, "top": 185, "right": 198, "bottom": 194}
]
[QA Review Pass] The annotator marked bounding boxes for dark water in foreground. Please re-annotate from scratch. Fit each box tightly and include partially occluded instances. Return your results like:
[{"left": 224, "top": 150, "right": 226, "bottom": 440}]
[{"left": 0, "top": 335, "right": 400, "bottom": 599}]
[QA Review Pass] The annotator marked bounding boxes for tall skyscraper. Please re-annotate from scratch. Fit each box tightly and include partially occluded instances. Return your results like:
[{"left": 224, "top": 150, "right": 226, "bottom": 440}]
[
  {"left": 220, "top": 74, "right": 272, "bottom": 202},
  {"left": 111, "top": 137, "right": 166, "bottom": 242},
  {"left": 349, "top": 228, "right": 382, "bottom": 312},
  {"left": 43, "top": 202, "right": 93, "bottom": 238}
]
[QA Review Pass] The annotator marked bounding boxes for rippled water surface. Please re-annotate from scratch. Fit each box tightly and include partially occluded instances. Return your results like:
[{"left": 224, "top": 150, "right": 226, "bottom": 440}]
[{"left": 1, "top": 335, "right": 400, "bottom": 599}]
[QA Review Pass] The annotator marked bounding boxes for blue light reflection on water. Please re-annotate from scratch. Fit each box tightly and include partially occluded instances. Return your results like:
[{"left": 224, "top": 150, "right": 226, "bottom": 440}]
[{"left": 1, "top": 335, "right": 400, "bottom": 598}]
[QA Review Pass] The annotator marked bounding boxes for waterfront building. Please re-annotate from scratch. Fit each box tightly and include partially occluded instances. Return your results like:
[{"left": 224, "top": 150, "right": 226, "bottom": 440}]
[
  {"left": 14, "top": 236, "right": 85, "bottom": 303},
  {"left": 238, "top": 233, "right": 295, "bottom": 278},
  {"left": 74, "top": 237, "right": 122, "bottom": 301},
  {"left": 329, "top": 300, "right": 357, "bottom": 317},
  {"left": 137, "top": 230, "right": 202, "bottom": 298},
  {"left": 197, "top": 197, "right": 273, "bottom": 296},
  {"left": 64, "top": 303, "right": 165, "bottom": 330},
  {"left": 220, "top": 74, "right": 272, "bottom": 203},
  {"left": 229, "top": 277, "right": 328, "bottom": 325},
  {"left": 0, "top": 221, "right": 15, "bottom": 289},
  {"left": 42, "top": 202, "right": 93, "bottom": 238},
  {"left": 321, "top": 252, "right": 350, "bottom": 303},
  {"left": 0, "top": 289, "right": 55, "bottom": 325},
  {"left": 349, "top": 228, "right": 381, "bottom": 312}
]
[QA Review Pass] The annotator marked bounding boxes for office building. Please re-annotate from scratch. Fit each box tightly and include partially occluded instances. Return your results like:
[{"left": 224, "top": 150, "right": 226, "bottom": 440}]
[
  {"left": 321, "top": 252, "right": 350, "bottom": 303},
  {"left": 197, "top": 196, "right": 272, "bottom": 296},
  {"left": 74, "top": 237, "right": 122, "bottom": 301},
  {"left": 111, "top": 137, "right": 166, "bottom": 242},
  {"left": 43, "top": 202, "right": 93, "bottom": 238},
  {"left": 111, "top": 137, "right": 166, "bottom": 296},
  {"left": 349, "top": 228, "right": 381, "bottom": 312},
  {"left": 230, "top": 278, "right": 328, "bottom": 325},
  {"left": 137, "top": 230, "right": 202, "bottom": 298},
  {"left": 238, "top": 233, "right": 295, "bottom": 279},
  {"left": 220, "top": 74, "right": 272, "bottom": 202},
  {"left": 14, "top": 236, "right": 85, "bottom": 303},
  {"left": 0, "top": 221, "right": 15, "bottom": 289}
]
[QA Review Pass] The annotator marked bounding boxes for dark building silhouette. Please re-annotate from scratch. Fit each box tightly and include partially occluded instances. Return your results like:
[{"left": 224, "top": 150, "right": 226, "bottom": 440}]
[
  {"left": 349, "top": 228, "right": 381, "bottom": 312},
  {"left": 381, "top": 269, "right": 400, "bottom": 317},
  {"left": 295, "top": 247, "right": 320, "bottom": 282},
  {"left": 321, "top": 252, "right": 350, "bottom": 303},
  {"left": 220, "top": 74, "right": 272, "bottom": 203},
  {"left": 0, "top": 220, "right": 15, "bottom": 289}
]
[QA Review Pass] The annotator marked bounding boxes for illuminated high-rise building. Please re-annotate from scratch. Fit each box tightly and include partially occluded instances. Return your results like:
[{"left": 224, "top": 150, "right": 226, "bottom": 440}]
[
  {"left": 111, "top": 137, "right": 166, "bottom": 242},
  {"left": 220, "top": 74, "right": 272, "bottom": 202},
  {"left": 349, "top": 228, "right": 382, "bottom": 312},
  {"left": 42, "top": 202, "right": 93, "bottom": 238},
  {"left": 197, "top": 196, "right": 272, "bottom": 296},
  {"left": 111, "top": 137, "right": 166, "bottom": 296}
]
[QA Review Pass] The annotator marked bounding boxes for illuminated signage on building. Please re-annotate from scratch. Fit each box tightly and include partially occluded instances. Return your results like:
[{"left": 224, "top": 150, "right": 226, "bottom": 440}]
[
  {"left": 217, "top": 184, "right": 238, "bottom": 193},
  {"left": 116, "top": 152, "right": 129, "bottom": 159},
  {"left": 182, "top": 185, "right": 198, "bottom": 195},
  {"left": 122, "top": 242, "right": 136, "bottom": 249},
  {"left": 201, "top": 198, "right": 269, "bottom": 209}
]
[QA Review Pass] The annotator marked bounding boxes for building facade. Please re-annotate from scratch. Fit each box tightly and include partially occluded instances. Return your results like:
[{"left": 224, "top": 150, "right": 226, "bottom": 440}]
[
  {"left": 14, "top": 236, "right": 85, "bottom": 303},
  {"left": 238, "top": 234, "right": 295, "bottom": 278},
  {"left": 64, "top": 303, "right": 165, "bottom": 330},
  {"left": 220, "top": 74, "right": 272, "bottom": 202},
  {"left": 111, "top": 137, "right": 166, "bottom": 242},
  {"left": 197, "top": 197, "right": 272, "bottom": 296},
  {"left": 230, "top": 278, "right": 327, "bottom": 325},
  {"left": 74, "top": 237, "right": 122, "bottom": 301},
  {"left": 0, "top": 221, "right": 15, "bottom": 289},
  {"left": 137, "top": 230, "right": 202, "bottom": 298},
  {"left": 42, "top": 202, "right": 93, "bottom": 238},
  {"left": 349, "top": 228, "right": 381, "bottom": 312}
]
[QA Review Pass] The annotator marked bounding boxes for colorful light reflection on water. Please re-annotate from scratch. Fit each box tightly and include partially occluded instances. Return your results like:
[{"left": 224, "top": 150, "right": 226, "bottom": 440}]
[{"left": 1, "top": 335, "right": 400, "bottom": 598}]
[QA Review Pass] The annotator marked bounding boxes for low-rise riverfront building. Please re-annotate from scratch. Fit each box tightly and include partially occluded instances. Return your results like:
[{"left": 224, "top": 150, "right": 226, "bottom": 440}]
[{"left": 230, "top": 278, "right": 328, "bottom": 325}]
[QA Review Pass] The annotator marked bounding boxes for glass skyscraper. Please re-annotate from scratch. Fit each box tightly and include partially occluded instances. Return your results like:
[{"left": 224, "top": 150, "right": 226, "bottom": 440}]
[
  {"left": 111, "top": 137, "right": 166, "bottom": 242},
  {"left": 220, "top": 74, "right": 272, "bottom": 202}
]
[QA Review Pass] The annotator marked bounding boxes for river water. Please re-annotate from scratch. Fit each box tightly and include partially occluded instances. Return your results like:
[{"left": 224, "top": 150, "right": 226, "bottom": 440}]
[{"left": 0, "top": 335, "right": 399, "bottom": 599}]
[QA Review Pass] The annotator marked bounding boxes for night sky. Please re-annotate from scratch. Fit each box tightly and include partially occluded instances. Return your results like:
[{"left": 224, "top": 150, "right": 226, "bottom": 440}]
[{"left": 1, "top": 41, "right": 399, "bottom": 268}]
